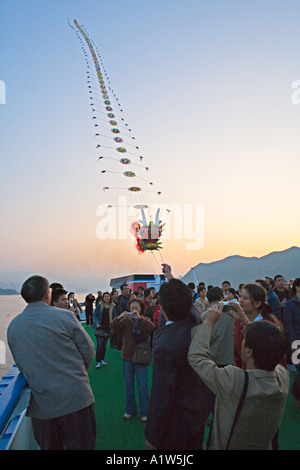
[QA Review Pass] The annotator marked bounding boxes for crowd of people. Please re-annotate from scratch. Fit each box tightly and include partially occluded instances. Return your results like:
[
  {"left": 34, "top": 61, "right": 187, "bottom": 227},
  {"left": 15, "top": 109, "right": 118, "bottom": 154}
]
[{"left": 6, "top": 268, "right": 300, "bottom": 450}]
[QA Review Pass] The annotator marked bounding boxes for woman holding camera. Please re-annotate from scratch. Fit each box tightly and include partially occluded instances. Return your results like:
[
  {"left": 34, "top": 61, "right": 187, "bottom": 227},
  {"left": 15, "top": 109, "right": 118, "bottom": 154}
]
[
  {"left": 230, "top": 283, "right": 285, "bottom": 369},
  {"left": 110, "top": 299, "right": 154, "bottom": 422}
]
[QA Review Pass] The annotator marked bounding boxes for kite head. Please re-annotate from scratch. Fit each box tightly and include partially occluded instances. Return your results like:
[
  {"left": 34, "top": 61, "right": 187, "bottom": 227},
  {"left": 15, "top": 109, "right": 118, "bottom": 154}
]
[{"left": 130, "top": 216, "right": 164, "bottom": 254}]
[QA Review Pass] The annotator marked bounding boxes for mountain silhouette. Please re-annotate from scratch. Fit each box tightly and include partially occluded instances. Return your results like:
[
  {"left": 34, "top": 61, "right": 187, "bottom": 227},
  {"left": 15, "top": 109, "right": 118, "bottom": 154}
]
[
  {"left": 1, "top": 246, "right": 299, "bottom": 293},
  {"left": 181, "top": 246, "right": 300, "bottom": 288}
]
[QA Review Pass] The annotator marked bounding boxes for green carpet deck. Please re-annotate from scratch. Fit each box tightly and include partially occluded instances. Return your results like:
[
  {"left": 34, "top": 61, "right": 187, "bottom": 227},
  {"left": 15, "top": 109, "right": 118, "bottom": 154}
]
[{"left": 85, "top": 325, "right": 300, "bottom": 450}]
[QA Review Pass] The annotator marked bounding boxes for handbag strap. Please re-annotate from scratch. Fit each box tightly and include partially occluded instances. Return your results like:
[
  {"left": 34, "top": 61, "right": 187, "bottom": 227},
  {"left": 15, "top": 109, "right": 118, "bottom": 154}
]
[{"left": 225, "top": 370, "right": 249, "bottom": 450}]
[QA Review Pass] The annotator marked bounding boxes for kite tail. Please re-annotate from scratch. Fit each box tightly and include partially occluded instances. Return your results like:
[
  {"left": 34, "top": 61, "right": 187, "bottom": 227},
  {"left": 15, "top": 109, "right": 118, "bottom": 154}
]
[{"left": 130, "top": 221, "right": 145, "bottom": 254}]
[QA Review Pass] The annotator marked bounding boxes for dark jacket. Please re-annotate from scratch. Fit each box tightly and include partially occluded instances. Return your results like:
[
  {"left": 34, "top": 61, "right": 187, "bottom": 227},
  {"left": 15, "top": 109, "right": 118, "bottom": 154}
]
[
  {"left": 284, "top": 296, "right": 300, "bottom": 344},
  {"left": 144, "top": 314, "right": 214, "bottom": 450},
  {"left": 267, "top": 289, "right": 281, "bottom": 320},
  {"left": 117, "top": 295, "right": 130, "bottom": 316}
]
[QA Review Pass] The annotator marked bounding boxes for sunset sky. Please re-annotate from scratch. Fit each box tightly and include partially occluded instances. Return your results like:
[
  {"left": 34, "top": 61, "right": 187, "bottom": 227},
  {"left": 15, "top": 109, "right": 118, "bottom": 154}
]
[{"left": 1, "top": 0, "right": 300, "bottom": 288}]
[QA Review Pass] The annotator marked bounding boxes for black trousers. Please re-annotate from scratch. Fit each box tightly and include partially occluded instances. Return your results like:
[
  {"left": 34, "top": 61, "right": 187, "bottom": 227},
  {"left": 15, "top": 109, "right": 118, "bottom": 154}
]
[
  {"left": 85, "top": 307, "right": 94, "bottom": 325},
  {"left": 96, "top": 336, "right": 109, "bottom": 362},
  {"left": 31, "top": 404, "right": 97, "bottom": 450}
]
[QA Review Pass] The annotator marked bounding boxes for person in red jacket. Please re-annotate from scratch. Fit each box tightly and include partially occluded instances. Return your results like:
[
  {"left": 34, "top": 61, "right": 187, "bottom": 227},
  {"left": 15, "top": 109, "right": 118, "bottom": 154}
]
[{"left": 152, "top": 293, "right": 161, "bottom": 329}]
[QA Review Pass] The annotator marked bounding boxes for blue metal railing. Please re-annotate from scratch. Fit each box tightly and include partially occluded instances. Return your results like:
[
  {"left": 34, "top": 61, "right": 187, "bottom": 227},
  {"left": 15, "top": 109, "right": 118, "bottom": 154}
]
[{"left": 0, "top": 366, "right": 27, "bottom": 436}]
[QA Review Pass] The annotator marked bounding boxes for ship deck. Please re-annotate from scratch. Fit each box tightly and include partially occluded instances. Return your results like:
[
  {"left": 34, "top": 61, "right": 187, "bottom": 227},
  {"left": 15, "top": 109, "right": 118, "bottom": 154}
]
[{"left": 83, "top": 324, "right": 300, "bottom": 451}]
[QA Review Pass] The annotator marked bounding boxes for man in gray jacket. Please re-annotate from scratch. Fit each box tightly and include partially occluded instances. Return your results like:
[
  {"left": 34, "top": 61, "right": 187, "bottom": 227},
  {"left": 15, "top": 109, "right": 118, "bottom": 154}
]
[{"left": 7, "top": 275, "right": 96, "bottom": 450}]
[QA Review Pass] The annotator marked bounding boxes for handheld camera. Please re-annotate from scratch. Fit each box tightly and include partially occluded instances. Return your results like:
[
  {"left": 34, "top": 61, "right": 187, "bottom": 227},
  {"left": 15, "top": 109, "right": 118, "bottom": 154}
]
[{"left": 219, "top": 301, "right": 233, "bottom": 313}]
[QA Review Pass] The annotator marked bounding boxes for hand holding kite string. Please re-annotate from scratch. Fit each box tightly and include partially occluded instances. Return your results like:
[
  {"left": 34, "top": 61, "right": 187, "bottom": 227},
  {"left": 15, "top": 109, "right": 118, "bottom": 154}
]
[{"left": 161, "top": 263, "right": 173, "bottom": 280}]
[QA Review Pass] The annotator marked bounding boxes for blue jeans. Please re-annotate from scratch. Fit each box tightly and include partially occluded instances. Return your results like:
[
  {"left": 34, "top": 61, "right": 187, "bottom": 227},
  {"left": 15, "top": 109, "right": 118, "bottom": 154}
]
[{"left": 122, "top": 360, "right": 150, "bottom": 417}]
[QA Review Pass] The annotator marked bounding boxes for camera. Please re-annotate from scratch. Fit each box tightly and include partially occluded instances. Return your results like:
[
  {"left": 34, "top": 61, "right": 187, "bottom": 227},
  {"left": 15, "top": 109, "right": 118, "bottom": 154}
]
[
  {"left": 127, "top": 312, "right": 134, "bottom": 319},
  {"left": 218, "top": 301, "right": 233, "bottom": 313}
]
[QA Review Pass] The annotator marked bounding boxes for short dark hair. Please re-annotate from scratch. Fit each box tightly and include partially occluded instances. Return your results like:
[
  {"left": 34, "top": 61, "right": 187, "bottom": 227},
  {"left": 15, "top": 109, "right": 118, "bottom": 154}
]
[
  {"left": 274, "top": 274, "right": 284, "bottom": 281},
  {"left": 21, "top": 275, "right": 49, "bottom": 303},
  {"left": 159, "top": 279, "right": 192, "bottom": 321},
  {"left": 244, "top": 321, "right": 288, "bottom": 371},
  {"left": 207, "top": 287, "right": 223, "bottom": 303},
  {"left": 49, "top": 282, "right": 63, "bottom": 290},
  {"left": 255, "top": 279, "right": 270, "bottom": 292},
  {"left": 197, "top": 285, "right": 206, "bottom": 294},
  {"left": 291, "top": 278, "right": 300, "bottom": 297},
  {"left": 227, "top": 287, "right": 238, "bottom": 298},
  {"left": 265, "top": 276, "right": 275, "bottom": 289},
  {"left": 187, "top": 282, "right": 195, "bottom": 290},
  {"left": 52, "top": 288, "right": 68, "bottom": 304},
  {"left": 222, "top": 280, "right": 231, "bottom": 286}
]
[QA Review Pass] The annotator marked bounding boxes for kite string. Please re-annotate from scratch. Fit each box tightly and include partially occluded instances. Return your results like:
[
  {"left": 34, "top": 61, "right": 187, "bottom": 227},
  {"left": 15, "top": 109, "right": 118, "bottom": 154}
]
[
  {"left": 73, "top": 20, "right": 165, "bottom": 256},
  {"left": 150, "top": 251, "right": 161, "bottom": 271},
  {"left": 158, "top": 249, "right": 164, "bottom": 266}
]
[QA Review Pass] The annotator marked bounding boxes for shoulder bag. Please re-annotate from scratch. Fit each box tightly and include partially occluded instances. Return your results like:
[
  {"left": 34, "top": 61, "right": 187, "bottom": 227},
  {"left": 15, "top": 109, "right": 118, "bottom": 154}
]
[
  {"left": 130, "top": 320, "right": 152, "bottom": 366},
  {"left": 95, "top": 322, "right": 111, "bottom": 338},
  {"left": 131, "top": 341, "right": 152, "bottom": 366},
  {"left": 225, "top": 370, "right": 249, "bottom": 450}
]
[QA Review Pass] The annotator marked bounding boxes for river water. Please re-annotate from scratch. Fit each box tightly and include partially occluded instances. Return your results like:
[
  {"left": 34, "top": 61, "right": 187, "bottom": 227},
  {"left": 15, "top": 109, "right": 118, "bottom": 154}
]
[{"left": 0, "top": 294, "right": 88, "bottom": 379}]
